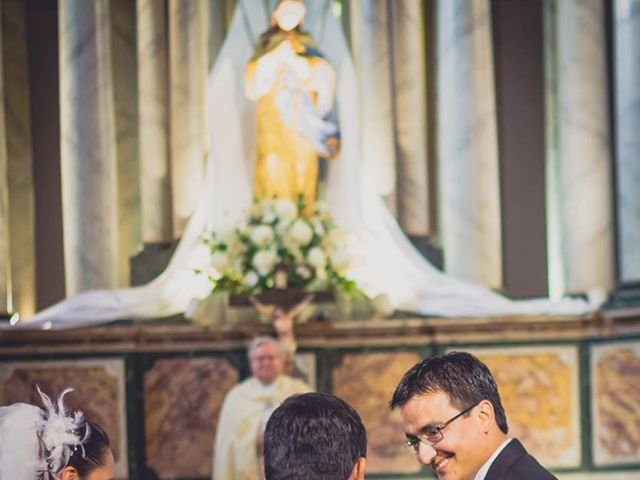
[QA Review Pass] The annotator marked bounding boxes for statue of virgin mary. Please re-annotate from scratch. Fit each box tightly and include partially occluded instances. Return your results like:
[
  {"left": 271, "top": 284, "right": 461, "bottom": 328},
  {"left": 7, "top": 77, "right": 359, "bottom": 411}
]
[{"left": 12, "top": 0, "right": 594, "bottom": 330}]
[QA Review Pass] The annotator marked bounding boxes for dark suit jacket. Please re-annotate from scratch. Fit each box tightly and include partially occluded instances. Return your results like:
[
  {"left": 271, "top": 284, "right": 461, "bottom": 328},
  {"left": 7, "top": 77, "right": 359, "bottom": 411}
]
[{"left": 485, "top": 439, "right": 557, "bottom": 480}]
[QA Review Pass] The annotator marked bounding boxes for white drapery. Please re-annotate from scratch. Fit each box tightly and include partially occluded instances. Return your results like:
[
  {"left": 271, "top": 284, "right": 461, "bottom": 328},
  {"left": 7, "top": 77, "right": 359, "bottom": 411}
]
[{"left": 13, "top": 0, "right": 594, "bottom": 330}]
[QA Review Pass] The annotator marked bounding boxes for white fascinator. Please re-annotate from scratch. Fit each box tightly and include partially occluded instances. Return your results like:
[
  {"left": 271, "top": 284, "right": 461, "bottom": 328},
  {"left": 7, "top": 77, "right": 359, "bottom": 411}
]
[{"left": 0, "top": 386, "right": 90, "bottom": 480}]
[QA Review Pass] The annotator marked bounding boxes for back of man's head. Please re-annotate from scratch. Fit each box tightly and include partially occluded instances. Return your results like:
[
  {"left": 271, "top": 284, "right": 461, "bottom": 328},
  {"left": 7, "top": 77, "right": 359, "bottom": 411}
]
[{"left": 264, "top": 393, "right": 367, "bottom": 480}]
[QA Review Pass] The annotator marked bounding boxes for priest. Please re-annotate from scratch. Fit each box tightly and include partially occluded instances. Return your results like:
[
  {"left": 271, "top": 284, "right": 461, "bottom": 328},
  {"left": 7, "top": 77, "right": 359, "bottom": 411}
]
[{"left": 212, "top": 313, "right": 311, "bottom": 480}]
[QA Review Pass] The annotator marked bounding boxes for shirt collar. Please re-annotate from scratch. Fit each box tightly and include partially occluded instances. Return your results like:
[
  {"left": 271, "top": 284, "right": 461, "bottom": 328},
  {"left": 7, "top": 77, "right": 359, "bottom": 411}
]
[{"left": 474, "top": 438, "right": 512, "bottom": 480}]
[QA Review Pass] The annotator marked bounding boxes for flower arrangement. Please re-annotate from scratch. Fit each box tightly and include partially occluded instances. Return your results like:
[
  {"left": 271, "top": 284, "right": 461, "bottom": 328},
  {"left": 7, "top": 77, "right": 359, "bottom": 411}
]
[{"left": 200, "top": 198, "right": 359, "bottom": 296}]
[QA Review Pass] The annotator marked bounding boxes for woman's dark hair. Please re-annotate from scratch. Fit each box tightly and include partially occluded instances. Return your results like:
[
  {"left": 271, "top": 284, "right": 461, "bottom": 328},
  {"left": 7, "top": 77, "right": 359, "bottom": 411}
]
[{"left": 65, "top": 420, "right": 111, "bottom": 478}]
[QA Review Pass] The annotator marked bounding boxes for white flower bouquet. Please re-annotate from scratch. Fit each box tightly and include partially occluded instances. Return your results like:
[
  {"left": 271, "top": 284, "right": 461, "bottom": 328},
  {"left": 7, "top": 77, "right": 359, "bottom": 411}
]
[{"left": 200, "top": 198, "right": 359, "bottom": 297}]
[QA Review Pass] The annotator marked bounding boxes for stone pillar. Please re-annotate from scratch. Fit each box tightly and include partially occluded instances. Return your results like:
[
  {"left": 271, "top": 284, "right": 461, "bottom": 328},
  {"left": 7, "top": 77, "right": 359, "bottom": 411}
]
[
  {"left": 349, "top": 0, "right": 397, "bottom": 211},
  {"left": 390, "top": 0, "right": 430, "bottom": 236},
  {"left": 168, "top": 0, "right": 207, "bottom": 237},
  {"left": 112, "top": 0, "right": 141, "bottom": 286},
  {"left": 614, "top": 0, "right": 640, "bottom": 283},
  {"left": 59, "top": 0, "right": 119, "bottom": 294},
  {"left": 436, "top": 0, "right": 502, "bottom": 288},
  {"left": 546, "top": 0, "right": 613, "bottom": 296},
  {"left": 1, "top": 0, "right": 36, "bottom": 317},
  {"left": 137, "top": 0, "right": 172, "bottom": 244},
  {"left": 0, "top": 2, "right": 8, "bottom": 314}
]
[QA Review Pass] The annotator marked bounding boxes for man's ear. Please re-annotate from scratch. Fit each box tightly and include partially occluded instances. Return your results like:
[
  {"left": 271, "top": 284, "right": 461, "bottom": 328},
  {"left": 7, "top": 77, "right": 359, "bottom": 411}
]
[
  {"left": 348, "top": 457, "right": 366, "bottom": 480},
  {"left": 477, "top": 399, "right": 496, "bottom": 433},
  {"left": 57, "top": 466, "right": 79, "bottom": 480}
]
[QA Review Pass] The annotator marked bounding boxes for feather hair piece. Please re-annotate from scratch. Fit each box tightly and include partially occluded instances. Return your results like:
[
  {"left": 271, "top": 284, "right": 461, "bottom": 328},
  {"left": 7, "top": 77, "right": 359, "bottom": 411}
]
[{"left": 35, "top": 386, "right": 89, "bottom": 477}]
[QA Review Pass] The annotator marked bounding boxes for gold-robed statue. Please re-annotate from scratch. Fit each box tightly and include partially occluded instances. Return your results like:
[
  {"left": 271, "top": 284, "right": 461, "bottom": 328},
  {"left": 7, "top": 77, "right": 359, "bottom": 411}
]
[{"left": 245, "top": 0, "right": 339, "bottom": 213}]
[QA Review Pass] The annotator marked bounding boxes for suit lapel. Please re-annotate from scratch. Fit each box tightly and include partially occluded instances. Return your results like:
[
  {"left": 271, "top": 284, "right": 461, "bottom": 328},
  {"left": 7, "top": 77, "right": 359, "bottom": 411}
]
[{"left": 484, "top": 439, "right": 527, "bottom": 480}]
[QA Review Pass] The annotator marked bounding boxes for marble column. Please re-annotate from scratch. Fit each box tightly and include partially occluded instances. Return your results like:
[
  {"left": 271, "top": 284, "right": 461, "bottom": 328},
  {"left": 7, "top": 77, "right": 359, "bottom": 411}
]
[
  {"left": 436, "top": 0, "right": 502, "bottom": 288},
  {"left": 59, "top": 0, "right": 119, "bottom": 294},
  {"left": 112, "top": 0, "right": 141, "bottom": 287},
  {"left": 0, "top": 4, "right": 8, "bottom": 314},
  {"left": 168, "top": 0, "right": 207, "bottom": 237},
  {"left": 1, "top": 1, "right": 36, "bottom": 317},
  {"left": 546, "top": 0, "right": 613, "bottom": 296},
  {"left": 137, "top": 0, "right": 172, "bottom": 244},
  {"left": 390, "top": 0, "right": 430, "bottom": 236},
  {"left": 349, "top": 0, "right": 397, "bottom": 212},
  {"left": 206, "top": 0, "right": 230, "bottom": 71},
  {"left": 614, "top": 0, "right": 640, "bottom": 283}
]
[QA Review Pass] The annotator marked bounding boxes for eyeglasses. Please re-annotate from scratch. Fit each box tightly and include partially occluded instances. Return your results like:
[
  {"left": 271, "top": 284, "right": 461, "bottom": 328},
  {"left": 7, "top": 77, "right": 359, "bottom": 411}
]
[{"left": 404, "top": 402, "right": 480, "bottom": 453}]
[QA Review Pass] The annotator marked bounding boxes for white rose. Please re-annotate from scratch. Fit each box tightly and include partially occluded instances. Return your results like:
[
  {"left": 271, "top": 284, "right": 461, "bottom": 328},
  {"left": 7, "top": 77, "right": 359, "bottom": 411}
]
[
  {"left": 289, "top": 219, "right": 313, "bottom": 246},
  {"left": 253, "top": 249, "right": 278, "bottom": 276},
  {"left": 274, "top": 199, "right": 298, "bottom": 222},
  {"left": 312, "top": 219, "right": 326, "bottom": 236},
  {"left": 250, "top": 225, "right": 275, "bottom": 247},
  {"left": 275, "top": 219, "right": 292, "bottom": 236},
  {"left": 244, "top": 270, "right": 259, "bottom": 287},
  {"left": 210, "top": 251, "right": 230, "bottom": 272},
  {"left": 261, "top": 201, "right": 276, "bottom": 224},
  {"left": 307, "top": 247, "right": 326, "bottom": 268}
]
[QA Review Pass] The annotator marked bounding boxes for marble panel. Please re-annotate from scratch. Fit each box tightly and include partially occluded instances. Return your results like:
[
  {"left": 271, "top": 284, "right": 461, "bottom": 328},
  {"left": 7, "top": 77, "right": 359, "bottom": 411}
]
[
  {"left": 332, "top": 351, "right": 422, "bottom": 474},
  {"left": 144, "top": 356, "right": 239, "bottom": 479},
  {"left": 0, "top": 359, "right": 127, "bottom": 479},
  {"left": 591, "top": 340, "right": 640, "bottom": 465},
  {"left": 464, "top": 346, "right": 581, "bottom": 468}
]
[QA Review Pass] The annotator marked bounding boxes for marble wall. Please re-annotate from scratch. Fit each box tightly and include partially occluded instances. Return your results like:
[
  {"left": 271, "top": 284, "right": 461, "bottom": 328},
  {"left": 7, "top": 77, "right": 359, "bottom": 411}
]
[
  {"left": 591, "top": 340, "right": 640, "bottom": 465},
  {"left": 466, "top": 345, "right": 581, "bottom": 468},
  {"left": 144, "top": 356, "right": 239, "bottom": 479},
  {"left": 1, "top": 337, "right": 639, "bottom": 479},
  {"left": 332, "top": 351, "right": 422, "bottom": 474}
]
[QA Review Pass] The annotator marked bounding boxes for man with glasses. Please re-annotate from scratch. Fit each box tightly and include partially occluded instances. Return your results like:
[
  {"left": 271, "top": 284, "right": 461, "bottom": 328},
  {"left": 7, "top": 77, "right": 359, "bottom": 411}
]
[{"left": 390, "top": 351, "right": 556, "bottom": 480}]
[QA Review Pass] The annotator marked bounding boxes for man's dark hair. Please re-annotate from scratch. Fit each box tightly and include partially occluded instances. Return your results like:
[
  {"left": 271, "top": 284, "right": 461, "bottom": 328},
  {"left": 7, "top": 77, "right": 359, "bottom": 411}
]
[
  {"left": 389, "top": 351, "right": 509, "bottom": 434},
  {"left": 264, "top": 393, "right": 367, "bottom": 480}
]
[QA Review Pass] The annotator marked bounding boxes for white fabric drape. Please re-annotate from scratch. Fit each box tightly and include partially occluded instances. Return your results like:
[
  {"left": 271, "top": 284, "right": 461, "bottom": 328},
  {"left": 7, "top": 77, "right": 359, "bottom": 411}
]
[{"left": 13, "top": 0, "right": 594, "bottom": 330}]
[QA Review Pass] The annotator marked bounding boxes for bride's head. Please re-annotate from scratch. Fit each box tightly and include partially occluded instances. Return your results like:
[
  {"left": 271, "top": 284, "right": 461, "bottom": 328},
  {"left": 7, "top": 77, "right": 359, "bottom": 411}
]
[
  {"left": 0, "top": 387, "right": 114, "bottom": 480},
  {"left": 55, "top": 420, "right": 114, "bottom": 480}
]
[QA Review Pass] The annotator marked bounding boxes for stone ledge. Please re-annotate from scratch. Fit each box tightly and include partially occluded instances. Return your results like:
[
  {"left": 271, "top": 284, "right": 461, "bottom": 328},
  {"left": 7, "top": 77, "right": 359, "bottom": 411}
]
[{"left": 1, "top": 309, "right": 639, "bottom": 355}]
